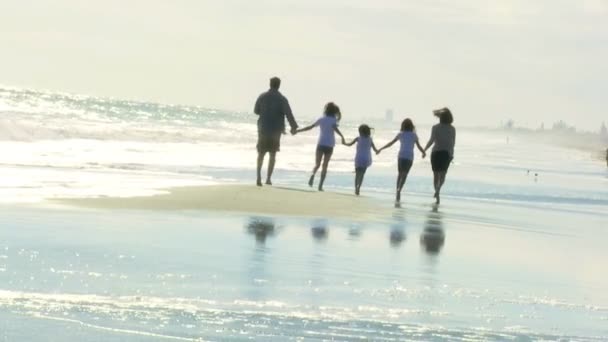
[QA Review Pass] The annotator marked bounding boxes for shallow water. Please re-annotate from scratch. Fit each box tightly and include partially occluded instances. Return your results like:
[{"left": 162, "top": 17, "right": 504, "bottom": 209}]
[{"left": 1, "top": 87, "right": 607, "bottom": 340}]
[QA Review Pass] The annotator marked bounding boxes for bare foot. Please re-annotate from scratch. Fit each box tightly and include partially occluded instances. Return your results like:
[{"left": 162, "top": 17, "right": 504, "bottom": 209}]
[
  {"left": 265, "top": 179, "right": 272, "bottom": 186},
  {"left": 436, "top": 194, "right": 440, "bottom": 205},
  {"left": 256, "top": 179, "right": 263, "bottom": 187},
  {"left": 318, "top": 186, "right": 324, "bottom": 192},
  {"left": 308, "top": 175, "right": 315, "bottom": 187}
]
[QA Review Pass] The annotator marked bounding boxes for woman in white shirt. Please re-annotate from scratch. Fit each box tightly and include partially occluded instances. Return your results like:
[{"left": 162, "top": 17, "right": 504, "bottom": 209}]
[
  {"left": 424, "top": 108, "right": 456, "bottom": 205},
  {"left": 296, "top": 102, "right": 346, "bottom": 191}
]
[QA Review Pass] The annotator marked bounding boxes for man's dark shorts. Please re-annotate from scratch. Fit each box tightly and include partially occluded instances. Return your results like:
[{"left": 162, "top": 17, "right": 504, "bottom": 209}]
[
  {"left": 431, "top": 151, "right": 452, "bottom": 172},
  {"left": 257, "top": 132, "right": 282, "bottom": 154}
]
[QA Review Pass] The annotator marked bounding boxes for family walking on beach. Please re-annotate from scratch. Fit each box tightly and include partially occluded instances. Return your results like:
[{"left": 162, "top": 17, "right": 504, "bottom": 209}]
[{"left": 254, "top": 77, "right": 456, "bottom": 205}]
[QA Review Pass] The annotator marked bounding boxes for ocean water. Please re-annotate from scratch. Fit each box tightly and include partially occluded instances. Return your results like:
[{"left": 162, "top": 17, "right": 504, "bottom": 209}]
[{"left": 1, "top": 86, "right": 607, "bottom": 341}]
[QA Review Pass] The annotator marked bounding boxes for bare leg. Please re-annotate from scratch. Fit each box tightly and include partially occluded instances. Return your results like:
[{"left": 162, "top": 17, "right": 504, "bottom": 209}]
[
  {"left": 256, "top": 152, "right": 266, "bottom": 186},
  {"left": 396, "top": 171, "right": 407, "bottom": 202},
  {"left": 309, "top": 149, "right": 323, "bottom": 187},
  {"left": 318, "top": 152, "right": 331, "bottom": 191},
  {"left": 355, "top": 168, "right": 366, "bottom": 195},
  {"left": 360, "top": 169, "right": 367, "bottom": 190},
  {"left": 395, "top": 173, "right": 402, "bottom": 202},
  {"left": 266, "top": 152, "right": 276, "bottom": 185},
  {"left": 434, "top": 171, "right": 447, "bottom": 204},
  {"left": 433, "top": 172, "right": 440, "bottom": 198},
  {"left": 438, "top": 171, "right": 447, "bottom": 189}
]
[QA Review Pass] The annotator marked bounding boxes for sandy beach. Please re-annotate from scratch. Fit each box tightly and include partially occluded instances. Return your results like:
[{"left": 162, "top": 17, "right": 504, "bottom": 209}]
[{"left": 55, "top": 185, "right": 388, "bottom": 219}]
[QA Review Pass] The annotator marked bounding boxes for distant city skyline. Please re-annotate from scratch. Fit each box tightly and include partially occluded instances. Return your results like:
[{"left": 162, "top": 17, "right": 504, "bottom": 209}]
[{"left": 1, "top": 1, "right": 606, "bottom": 130}]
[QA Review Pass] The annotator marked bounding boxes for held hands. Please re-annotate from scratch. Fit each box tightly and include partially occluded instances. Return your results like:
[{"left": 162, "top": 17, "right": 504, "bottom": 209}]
[
  {"left": 376, "top": 148, "right": 382, "bottom": 155},
  {"left": 290, "top": 127, "right": 298, "bottom": 135},
  {"left": 421, "top": 151, "right": 426, "bottom": 159},
  {"left": 341, "top": 136, "right": 346, "bottom": 145}
]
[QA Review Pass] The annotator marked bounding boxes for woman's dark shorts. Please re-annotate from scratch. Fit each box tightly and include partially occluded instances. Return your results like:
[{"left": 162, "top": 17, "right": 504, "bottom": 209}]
[
  {"left": 257, "top": 132, "right": 282, "bottom": 153},
  {"left": 316, "top": 145, "right": 334, "bottom": 156},
  {"left": 398, "top": 158, "right": 413, "bottom": 173},
  {"left": 431, "top": 151, "right": 452, "bottom": 172}
]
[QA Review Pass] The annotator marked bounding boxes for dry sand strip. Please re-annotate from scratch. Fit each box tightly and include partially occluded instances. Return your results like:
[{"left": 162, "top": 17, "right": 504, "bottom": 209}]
[{"left": 54, "top": 185, "right": 391, "bottom": 220}]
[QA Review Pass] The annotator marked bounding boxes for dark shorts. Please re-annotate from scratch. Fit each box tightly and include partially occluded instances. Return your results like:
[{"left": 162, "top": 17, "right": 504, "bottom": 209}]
[
  {"left": 431, "top": 151, "right": 452, "bottom": 172},
  {"left": 355, "top": 167, "right": 367, "bottom": 173},
  {"left": 398, "top": 158, "right": 413, "bottom": 173},
  {"left": 257, "top": 132, "right": 281, "bottom": 153},
  {"left": 316, "top": 145, "right": 334, "bottom": 155}
]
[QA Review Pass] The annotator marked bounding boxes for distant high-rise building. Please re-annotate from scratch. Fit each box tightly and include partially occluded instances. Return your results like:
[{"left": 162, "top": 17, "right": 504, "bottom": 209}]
[{"left": 385, "top": 109, "right": 394, "bottom": 122}]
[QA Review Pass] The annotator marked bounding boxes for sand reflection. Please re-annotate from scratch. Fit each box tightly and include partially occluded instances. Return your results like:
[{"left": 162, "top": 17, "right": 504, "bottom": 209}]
[
  {"left": 311, "top": 218, "right": 329, "bottom": 242},
  {"left": 420, "top": 205, "right": 445, "bottom": 255},
  {"left": 390, "top": 208, "right": 407, "bottom": 248},
  {"left": 246, "top": 216, "right": 276, "bottom": 244}
]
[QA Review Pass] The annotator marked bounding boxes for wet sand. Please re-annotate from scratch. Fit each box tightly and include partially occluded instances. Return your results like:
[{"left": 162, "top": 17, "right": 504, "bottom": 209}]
[{"left": 1, "top": 200, "right": 607, "bottom": 340}]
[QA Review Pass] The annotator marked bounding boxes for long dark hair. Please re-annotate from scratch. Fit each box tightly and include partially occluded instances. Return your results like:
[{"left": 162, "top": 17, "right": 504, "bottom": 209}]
[
  {"left": 440, "top": 110, "right": 453, "bottom": 124},
  {"left": 324, "top": 102, "right": 340, "bottom": 119},
  {"left": 401, "top": 118, "right": 415, "bottom": 132}
]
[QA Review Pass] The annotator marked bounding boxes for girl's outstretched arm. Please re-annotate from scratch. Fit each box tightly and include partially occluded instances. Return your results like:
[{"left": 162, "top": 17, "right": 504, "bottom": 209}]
[
  {"left": 415, "top": 139, "right": 426, "bottom": 158},
  {"left": 371, "top": 140, "right": 380, "bottom": 154},
  {"left": 334, "top": 126, "right": 346, "bottom": 144},
  {"left": 377, "top": 134, "right": 399, "bottom": 153},
  {"left": 343, "top": 137, "right": 358, "bottom": 146}
]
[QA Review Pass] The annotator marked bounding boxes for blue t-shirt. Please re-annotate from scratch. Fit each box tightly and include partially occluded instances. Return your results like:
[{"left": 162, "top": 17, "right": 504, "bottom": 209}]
[
  {"left": 398, "top": 131, "right": 418, "bottom": 160},
  {"left": 315, "top": 116, "right": 338, "bottom": 147},
  {"left": 355, "top": 136, "right": 373, "bottom": 168}
]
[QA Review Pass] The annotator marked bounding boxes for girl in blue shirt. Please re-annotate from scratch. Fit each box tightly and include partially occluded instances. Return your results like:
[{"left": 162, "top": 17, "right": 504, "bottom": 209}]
[
  {"left": 377, "top": 119, "right": 426, "bottom": 203},
  {"left": 296, "top": 102, "right": 345, "bottom": 191},
  {"left": 343, "top": 124, "right": 379, "bottom": 196}
]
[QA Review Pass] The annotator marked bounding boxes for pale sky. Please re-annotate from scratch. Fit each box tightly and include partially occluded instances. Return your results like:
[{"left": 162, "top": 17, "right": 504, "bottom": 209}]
[{"left": 0, "top": 0, "right": 606, "bottom": 129}]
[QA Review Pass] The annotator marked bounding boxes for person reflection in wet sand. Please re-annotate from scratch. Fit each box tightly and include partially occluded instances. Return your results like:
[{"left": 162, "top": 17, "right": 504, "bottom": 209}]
[
  {"left": 420, "top": 205, "right": 445, "bottom": 254},
  {"left": 390, "top": 228, "right": 406, "bottom": 247},
  {"left": 311, "top": 219, "right": 329, "bottom": 242},
  {"left": 390, "top": 207, "right": 407, "bottom": 247},
  {"left": 348, "top": 222, "right": 363, "bottom": 240},
  {"left": 246, "top": 217, "right": 276, "bottom": 244}
]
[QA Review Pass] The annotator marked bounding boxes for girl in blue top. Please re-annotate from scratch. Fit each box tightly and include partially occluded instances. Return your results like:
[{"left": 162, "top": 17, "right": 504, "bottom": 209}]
[
  {"left": 343, "top": 124, "right": 379, "bottom": 196},
  {"left": 377, "top": 118, "right": 426, "bottom": 203},
  {"left": 296, "top": 102, "right": 345, "bottom": 191}
]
